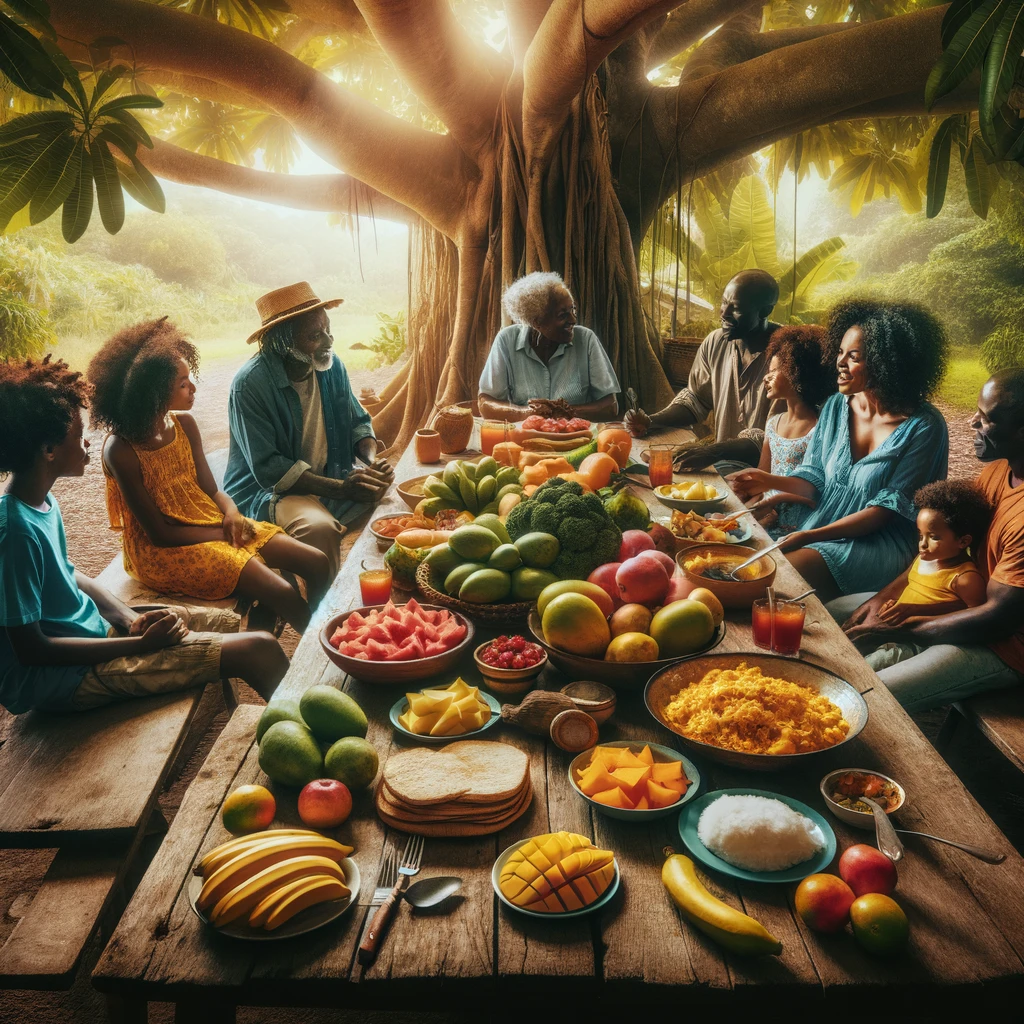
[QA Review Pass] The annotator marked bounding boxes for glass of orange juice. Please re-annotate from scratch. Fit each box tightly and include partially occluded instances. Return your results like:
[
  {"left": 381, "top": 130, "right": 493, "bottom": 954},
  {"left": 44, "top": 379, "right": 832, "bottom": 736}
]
[
  {"left": 646, "top": 444, "right": 674, "bottom": 488},
  {"left": 359, "top": 563, "right": 393, "bottom": 605},
  {"left": 480, "top": 419, "right": 509, "bottom": 456}
]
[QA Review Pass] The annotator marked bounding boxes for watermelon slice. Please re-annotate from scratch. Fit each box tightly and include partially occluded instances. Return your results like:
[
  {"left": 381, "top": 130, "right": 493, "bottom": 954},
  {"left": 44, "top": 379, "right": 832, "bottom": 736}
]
[
  {"left": 400, "top": 634, "right": 427, "bottom": 659},
  {"left": 346, "top": 612, "right": 367, "bottom": 630},
  {"left": 367, "top": 623, "right": 391, "bottom": 644},
  {"left": 385, "top": 642, "right": 415, "bottom": 661},
  {"left": 423, "top": 640, "right": 448, "bottom": 657},
  {"left": 329, "top": 627, "right": 345, "bottom": 649},
  {"left": 405, "top": 597, "right": 423, "bottom": 616},
  {"left": 365, "top": 638, "right": 391, "bottom": 661},
  {"left": 420, "top": 621, "right": 439, "bottom": 642},
  {"left": 389, "top": 616, "right": 415, "bottom": 644}
]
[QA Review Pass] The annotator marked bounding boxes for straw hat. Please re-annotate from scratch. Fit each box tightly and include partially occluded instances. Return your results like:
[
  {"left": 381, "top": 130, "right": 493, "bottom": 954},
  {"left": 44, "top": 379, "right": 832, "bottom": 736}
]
[{"left": 246, "top": 282, "right": 343, "bottom": 344}]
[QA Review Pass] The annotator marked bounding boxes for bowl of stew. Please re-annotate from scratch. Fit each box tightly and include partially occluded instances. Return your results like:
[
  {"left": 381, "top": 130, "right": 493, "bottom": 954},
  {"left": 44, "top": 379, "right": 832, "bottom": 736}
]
[{"left": 819, "top": 768, "right": 906, "bottom": 830}]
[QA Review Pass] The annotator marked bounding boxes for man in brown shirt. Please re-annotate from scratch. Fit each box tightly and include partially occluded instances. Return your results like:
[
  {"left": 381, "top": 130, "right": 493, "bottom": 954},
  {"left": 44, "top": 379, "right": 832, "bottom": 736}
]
[
  {"left": 841, "top": 368, "right": 1024, "bottom": 711},
  {"left": 625, "top": 270, "right": 782, "bottom": 472}
]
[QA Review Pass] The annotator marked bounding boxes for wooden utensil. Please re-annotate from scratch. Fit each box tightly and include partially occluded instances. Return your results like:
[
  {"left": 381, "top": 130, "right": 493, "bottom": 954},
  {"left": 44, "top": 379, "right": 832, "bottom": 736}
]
[{"left": 358, "top": 835, "right": 424, "bottom": 966}]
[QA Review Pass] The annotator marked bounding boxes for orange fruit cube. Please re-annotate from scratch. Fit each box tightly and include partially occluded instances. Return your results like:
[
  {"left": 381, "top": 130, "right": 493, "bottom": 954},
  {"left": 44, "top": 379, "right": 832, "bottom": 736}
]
[
  {"left": 651, "top": 760, "right": 684, "bottom": 783},
  {"left": 591, "top": 787, "right": 634, "bottom": 809},
  {"left": 661, "top": 778, "right": 689, "bottom": 795},
  {"left": 634, "top": 796, "right": 650, "bottom": 810},
  {"left": 636, "top": 744, "right": 655, "bottom": 766},
  {"left": 577, "top": 765, "right": 617, "bottom": 798},
  {"left": 646, "top": 780, "right": 681, "bottom": 809}
]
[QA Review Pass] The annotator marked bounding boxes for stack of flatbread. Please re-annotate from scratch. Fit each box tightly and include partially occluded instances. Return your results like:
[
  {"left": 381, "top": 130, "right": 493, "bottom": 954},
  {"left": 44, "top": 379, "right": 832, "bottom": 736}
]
[{"left": 375, "top": 740, "right": 532, "bottom": 836}]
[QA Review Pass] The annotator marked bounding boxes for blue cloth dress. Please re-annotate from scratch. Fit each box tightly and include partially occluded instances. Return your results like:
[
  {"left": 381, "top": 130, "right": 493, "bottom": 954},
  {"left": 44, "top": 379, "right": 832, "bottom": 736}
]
[{"left": 788, "top": 393, "right": 949, "bottom": 595}]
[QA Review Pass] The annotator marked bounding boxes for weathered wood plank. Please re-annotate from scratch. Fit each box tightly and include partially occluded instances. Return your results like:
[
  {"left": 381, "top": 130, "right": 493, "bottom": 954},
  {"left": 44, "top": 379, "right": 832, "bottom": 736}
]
[
  {"left": 954, "top": 690, "right": 1024, "bottom": 773},
  {"left": 0, "top": 693, "right": 201, "bottom": 846}
]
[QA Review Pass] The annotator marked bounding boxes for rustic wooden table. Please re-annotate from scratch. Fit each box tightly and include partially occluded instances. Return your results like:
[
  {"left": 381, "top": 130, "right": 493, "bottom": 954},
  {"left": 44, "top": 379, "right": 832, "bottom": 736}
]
[{"left": 93, "top": 427, "right": 1024, "bottom": 1020}]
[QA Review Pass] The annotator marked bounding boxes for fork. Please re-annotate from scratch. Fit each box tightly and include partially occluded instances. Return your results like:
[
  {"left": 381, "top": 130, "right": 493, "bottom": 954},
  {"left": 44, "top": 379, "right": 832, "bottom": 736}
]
[{"left": 358, "top": 835, "right": 424, "bottom": 965}]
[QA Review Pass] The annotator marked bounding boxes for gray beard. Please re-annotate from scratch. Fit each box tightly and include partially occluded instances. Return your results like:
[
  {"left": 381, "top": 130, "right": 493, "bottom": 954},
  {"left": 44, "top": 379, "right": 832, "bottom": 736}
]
[{"left": 289, "top": 346, "right": 333, "bottom": 372}]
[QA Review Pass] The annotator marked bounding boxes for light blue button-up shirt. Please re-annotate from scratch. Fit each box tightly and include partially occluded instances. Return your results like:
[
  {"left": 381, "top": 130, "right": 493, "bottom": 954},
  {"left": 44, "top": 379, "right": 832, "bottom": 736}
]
[{"left": 478, "top": 325, "right": 620, "bottom": 407}]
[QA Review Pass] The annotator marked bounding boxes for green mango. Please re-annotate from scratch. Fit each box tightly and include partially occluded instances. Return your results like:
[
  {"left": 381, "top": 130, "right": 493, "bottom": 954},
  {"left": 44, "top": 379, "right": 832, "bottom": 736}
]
[
  {"left": 423, "top": 544, "right": 463, "bottom": 579},
  {"left": 487, "top": 543, "right": 523, "bottom": 571},
  {"left": 511, "top": 567, "right": 560, "bottom": 601},
  {"left": 472, "top": 513, "right": 511, "bottom": 546},
  {"left": 495, "top": 466, "right": 521, "bottom": 489},
  {"left": 459, "top": 460, "right": 478, "bottom": 483},
  {"left": 479, "top": 501, "right": 499, "bottom": 515},
  {"left": 418, "top": 496, "right": 460, "bottom": 519},
  {"left": 514, "top": 532, "right": 561, "bottom": 569},
  {"left": 458, "top": 473, "right": 479, "bottom": 513},
  {"left": 475, "top": 456, "right": 499, "bottom": 480},
  {"left": 424, "top": 477, "right": 461, "bottom": 503},
  {"left": 443, "top": 461, "right": 462, "bottom": 491},
  {"left": 459, "top": 568, "right": 512, "bottom": 604},
  {"left": 449, "top": 524, "right": 500, "bottom": 560},
  {"left": 445, "top": 562, "right": 485, "bottom": 596},
  {"left": 475, "top": 475, "right": 497, "bottom": 505}
]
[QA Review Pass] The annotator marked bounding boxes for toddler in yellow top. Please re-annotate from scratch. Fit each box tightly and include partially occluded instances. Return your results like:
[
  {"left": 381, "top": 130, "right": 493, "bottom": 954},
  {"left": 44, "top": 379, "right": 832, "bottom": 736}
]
[{"left": 875, "top": 479, "right": 993, "bottom": 627}]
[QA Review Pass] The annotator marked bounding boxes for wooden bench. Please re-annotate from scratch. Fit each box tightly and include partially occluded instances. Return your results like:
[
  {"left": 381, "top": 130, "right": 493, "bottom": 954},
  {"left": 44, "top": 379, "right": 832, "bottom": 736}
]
[{"left": 941, "top": 689, "right": 1024, "bottom": 774}]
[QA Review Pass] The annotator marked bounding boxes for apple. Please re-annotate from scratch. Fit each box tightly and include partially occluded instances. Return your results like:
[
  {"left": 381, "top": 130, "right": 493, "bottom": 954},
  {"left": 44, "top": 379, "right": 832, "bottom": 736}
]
[
  {"left": 587, "top": 562, "right": 623, "bottom": 609},
  {"left": 619, "top": 529, "right": 656, "bottom": 561},
  {"left": 297, "top": 778, "right": 353, "bottom": 828},
  {"left": 839, "top": 844, "right": 898, "bottom": 897},
  {"left": 616, "top": 552, "right": 671, "bottom": 606},
  {"left": 795, "top": 873, "right": 856, "bottom": 933},
  {"left": 663, "top": 574, "right": 698, "bottom": 603},
  {"left": 646, "top": 522, "right": 676, "bottom": 555}
]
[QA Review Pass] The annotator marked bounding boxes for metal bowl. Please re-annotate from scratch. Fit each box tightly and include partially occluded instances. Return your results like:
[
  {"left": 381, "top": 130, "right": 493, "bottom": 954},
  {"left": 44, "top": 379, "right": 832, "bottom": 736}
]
[
  {"left": 644, "top": 651, "right": 868, "bottom": 772},
  {"left": 819, "top": 768, "right": 907, "bottom": 830}
]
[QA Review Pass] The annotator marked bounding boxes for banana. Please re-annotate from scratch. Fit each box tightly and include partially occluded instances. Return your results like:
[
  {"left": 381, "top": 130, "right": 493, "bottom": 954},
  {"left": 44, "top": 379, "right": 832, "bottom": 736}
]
[
  {"left": 458, "top": 473, "right": 479, "bottom": 513},
  {"left": 209, "top": 855, "right": 345, "bottom": 927},
  {"left": 198, "top": 835, "right": 351, "bottom": 911},
  {"left": 475, "top": 456, "right": 498, "bottom": 480},
  {"left": 460, "top": 460, "right": 478, "bottom": 483},
  {"left": 196, "top": 829, "right": 323, "bottom": 877},
  {"left": 442, "top": 461, "right": 462, "bottom": 491},
  {"left": 248, "top": 874, "right": 350, "bottom": 930},
  {"left": 476, "top": 475, "right": 497, "bottom": 505},
  {"left": 661, "top": 850, "right": 782, "bottom": 956},
  {"left": 495, "top": 466, "right": 520, "bottom": 489}
]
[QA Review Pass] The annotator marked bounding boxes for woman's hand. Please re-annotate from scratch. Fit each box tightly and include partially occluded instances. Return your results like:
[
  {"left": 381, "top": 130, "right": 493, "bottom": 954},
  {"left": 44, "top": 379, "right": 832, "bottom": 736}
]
[
  {"left": 726, "top": 468, "right": 770, "bottom": 501},
  {"left": 624, "top": 408, "right": 651, "bottom": 438},
  {"left": 777, "top": 530, "right": 814, "bottom": 553},
  {"left": 223, "top": 510, "right": 249, "bottom": 547}
]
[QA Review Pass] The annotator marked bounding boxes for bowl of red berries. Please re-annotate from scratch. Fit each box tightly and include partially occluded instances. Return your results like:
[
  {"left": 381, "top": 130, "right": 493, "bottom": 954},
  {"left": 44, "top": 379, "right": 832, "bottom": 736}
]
[{"left": 474, "top": 635, "right": 547, "bottom": 696}]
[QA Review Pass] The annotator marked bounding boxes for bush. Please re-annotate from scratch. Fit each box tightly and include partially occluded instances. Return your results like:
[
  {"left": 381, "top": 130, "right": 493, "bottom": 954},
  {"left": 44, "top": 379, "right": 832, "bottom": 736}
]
[
  {"left": 365, "top": 311, "right": 406, "bottom": 368},
  {"left": 0, "top": 294, "right": 54, "bottom": 358},
  {"left": 981, "top": 321, "right": 1024, "bottom": 374}
]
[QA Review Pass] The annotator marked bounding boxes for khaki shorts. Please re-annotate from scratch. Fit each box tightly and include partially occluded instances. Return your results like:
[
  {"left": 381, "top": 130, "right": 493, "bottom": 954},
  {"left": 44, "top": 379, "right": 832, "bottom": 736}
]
[{"left": 71, "top": 604, "right": 238, "bottom": 711}]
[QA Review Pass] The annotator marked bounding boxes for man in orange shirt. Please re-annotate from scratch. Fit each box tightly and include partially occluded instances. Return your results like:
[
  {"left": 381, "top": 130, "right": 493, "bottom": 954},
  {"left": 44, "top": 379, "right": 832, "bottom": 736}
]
[{"left": 839, "top": 368, "right": 1024, "bottom": 712}]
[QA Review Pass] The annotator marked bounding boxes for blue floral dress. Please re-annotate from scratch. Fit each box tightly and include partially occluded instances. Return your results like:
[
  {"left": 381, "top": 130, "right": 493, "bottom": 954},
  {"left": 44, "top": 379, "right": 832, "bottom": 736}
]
[
  {"left": 764, "top": 413, "right": 814, "bottom": 538},
  {"left": 788, "top": 394, "right": 949, "bottom": 594}
]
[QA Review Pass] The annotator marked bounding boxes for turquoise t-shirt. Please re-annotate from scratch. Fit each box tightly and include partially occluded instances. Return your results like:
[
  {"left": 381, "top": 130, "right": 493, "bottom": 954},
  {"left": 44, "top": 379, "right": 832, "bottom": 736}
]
[{"left": 0, "top": 493, "right": 109, "bottom": 714}]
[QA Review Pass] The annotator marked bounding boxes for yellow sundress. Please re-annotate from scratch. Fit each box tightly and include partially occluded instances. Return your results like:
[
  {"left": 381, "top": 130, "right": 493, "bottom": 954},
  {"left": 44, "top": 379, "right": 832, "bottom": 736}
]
[{"left": 104, "top": 414, "right": 282, "bottom": 600}]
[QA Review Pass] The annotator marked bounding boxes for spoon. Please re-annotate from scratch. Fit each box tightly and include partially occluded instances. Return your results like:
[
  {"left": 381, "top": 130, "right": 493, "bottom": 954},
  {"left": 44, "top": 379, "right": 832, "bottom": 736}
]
[
  {"left": 789, "top": 587, "right": 816, "bottom": 602},
  {"left": 404, "top": 875, "right": 462, "bottom": 909},
  {"left": 728, "top": 536, "right": 787, "bottom": 580},
  {"left": 862, "top": 797, "right": 904, "bottom": 863},
  {"left": 892, "top": 830, "right": 1005, "bottom": 864}
]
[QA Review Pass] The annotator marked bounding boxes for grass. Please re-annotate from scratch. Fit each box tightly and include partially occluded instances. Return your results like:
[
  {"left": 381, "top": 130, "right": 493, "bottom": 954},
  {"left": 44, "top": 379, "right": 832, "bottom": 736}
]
[
  {"left": 46, "top": 314, "right": 383, "bottom": 374},
  {"left": 937, "top": 347, "right": 989, "bottom": 412}
]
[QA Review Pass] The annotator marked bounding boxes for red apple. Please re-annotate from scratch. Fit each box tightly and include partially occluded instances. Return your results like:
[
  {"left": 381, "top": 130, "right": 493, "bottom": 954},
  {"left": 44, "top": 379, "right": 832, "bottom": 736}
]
[
  {"left": 298, "top": 778, "right": 353, "bottom": 828},
  {"left": 647, "top": 550, "right": 678, "bottom": 577},
  {"left": 647, "top": 522, "right": 676, "bottom": 555},
  {"left": 795, "top": 873, "right": 856, "bottom": 933},
  {"left": 619, "top": 529, "right": 656, "bottom": 561},
  {"left": 587, "top": 562, "right": 623, "bottom": 609},
  {"left": 616, "top": 552, "right": 671, "bottom": 606},
  {"left": 839, "top": 844, "right": 898, "bottom": 897}
]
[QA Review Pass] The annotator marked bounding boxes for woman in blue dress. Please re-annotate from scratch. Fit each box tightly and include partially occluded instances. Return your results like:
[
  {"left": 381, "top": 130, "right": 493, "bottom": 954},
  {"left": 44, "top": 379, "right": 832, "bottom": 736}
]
[{"left": 729, "top": 299, "right": 949, "bottom": 601}]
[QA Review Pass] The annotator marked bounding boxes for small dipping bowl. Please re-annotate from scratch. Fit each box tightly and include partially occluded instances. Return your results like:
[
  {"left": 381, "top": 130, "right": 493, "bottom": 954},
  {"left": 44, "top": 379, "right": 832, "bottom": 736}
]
[
  {"left": 473, "top": 640, "right": 547, "bottom": 697},
  {"left": 819, "top": 768, "right": 907, "bottom": 830},
  {"left": 560, "top": 681, "right": 617, "bottom": 725}
]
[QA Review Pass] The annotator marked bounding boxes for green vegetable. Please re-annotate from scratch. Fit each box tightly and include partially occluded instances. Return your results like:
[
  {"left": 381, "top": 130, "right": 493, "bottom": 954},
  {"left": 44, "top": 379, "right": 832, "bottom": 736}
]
[
  {"left": 603, "top": 485, "right": 651, "bottom": 533},
  {"left": 565, "top": 438, "right": 598, "bottom": 468},
  {"left": 504, "top": 478, "right": 621, "bottom": 581}
]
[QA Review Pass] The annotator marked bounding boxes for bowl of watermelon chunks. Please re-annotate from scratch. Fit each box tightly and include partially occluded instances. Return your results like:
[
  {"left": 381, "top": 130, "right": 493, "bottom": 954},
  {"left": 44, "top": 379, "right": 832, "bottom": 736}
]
[{"left": 320, "top": 598, "right": 475, "bottom": 684}]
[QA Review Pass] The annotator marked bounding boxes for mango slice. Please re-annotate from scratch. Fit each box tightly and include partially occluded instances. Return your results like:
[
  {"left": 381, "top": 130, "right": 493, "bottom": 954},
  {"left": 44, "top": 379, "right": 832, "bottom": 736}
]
[{"left": 498, "top": 832, "right": 615, "bottom": 913}]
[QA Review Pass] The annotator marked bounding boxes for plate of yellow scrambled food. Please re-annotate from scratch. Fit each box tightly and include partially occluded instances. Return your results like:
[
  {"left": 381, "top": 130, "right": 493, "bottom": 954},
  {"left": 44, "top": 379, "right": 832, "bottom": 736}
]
[{"left": 644, "top": 653, "right": 867, "bottom": 771}]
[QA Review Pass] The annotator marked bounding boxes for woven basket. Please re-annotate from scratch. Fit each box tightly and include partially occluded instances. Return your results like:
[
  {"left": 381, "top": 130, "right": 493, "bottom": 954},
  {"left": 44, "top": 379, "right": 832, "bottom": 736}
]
[
  {"left": 415, "top": 561, "right": 534, "bottom": 622},
  {"left": 662, "top": 337, "right": 703, "bottom": 390}
]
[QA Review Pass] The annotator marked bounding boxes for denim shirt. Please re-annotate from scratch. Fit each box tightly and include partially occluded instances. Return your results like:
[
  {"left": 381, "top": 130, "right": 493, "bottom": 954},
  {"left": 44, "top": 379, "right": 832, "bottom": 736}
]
[{"left": 225, "top": 349, "right": 376, "bottom": 525}]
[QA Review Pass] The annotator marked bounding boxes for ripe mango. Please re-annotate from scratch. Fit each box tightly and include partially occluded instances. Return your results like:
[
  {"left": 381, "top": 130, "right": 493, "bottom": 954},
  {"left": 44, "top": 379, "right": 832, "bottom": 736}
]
[
  {"left": 449, "top": 524, "right": 500, "bottom": 560},
  {"left": 499, "top": 832, "right": 616, "bottom": 913}
]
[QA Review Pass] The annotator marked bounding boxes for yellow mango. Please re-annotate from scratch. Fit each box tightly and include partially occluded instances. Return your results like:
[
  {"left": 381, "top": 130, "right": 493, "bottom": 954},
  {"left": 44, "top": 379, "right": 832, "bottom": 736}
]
[
  {"left": 410, "top": 711, "right": 444, "bottom": 735},
  {"left": 591, "top": 787, "right": 633, "bottom": 809},
  {"left": 609, "top": 765, "right": 652, "bottom": 791},
  {"left": 430, "top": 703, "right": 464, "bottom": 736},
  {"left": 577, "top": 765, "right": 617, "bottom": 798},
  {"left": 646, "top": 780, "right": 680, "bottom": 809},
  {"left": 651, "top": 760, "right": 684, "bottom": 783},
  {"left": 445, "top": 678, "right": 472, "bottom": 700},
  {"left": 498, "top": 832, "right": 615, "bottom": 912},
  {"left": 636, "top": 744, "right": 655, "bottom": 766},
  {"left": 408, "top": 691, "right": 452, "bottom": 716}
]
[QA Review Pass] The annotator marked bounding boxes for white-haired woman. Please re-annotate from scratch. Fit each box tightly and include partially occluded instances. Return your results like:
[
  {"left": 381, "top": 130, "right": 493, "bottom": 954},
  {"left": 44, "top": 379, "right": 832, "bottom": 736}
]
[{"left": 478, "top": 272, "right": 620, "bottom": 422}]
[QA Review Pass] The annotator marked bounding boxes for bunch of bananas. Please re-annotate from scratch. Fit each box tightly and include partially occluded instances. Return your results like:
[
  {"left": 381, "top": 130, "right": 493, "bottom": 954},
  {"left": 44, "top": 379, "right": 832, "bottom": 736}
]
[
  {"left": 417, "top": 456, "right": 523, "bottom": 519},
  {"left": 194, "top": 828, "right": 354, "bottom": 932}
]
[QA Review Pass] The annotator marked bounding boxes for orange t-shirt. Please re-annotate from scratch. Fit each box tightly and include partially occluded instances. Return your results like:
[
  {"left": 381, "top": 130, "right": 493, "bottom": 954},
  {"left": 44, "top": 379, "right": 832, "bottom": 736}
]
[{"left": 977, "top": 460, "right": 1024, "bottom": 673}]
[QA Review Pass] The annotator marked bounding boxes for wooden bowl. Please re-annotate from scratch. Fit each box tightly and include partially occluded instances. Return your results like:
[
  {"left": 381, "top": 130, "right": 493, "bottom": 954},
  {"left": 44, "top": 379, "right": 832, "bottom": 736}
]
[
  {"left": 396, "top": 476, "right": 429, "bottom": 510},
  {"left": 526, "top": 610, "right": 726, "bottom": 690},
  {"left": 473, "top": 640, "right": 546, "bottom": 696},
  {"left": 560, "top": 681, "right": 616, "bottom": 724},
  {"left": 644, "top": 652, "right": 868, "bottom": 772},
  {"left": 319, "top": 605, "right": 475, "bottom": 685},
  {"left": 676, "top": 542, "right": 776, "bottom": 609}
]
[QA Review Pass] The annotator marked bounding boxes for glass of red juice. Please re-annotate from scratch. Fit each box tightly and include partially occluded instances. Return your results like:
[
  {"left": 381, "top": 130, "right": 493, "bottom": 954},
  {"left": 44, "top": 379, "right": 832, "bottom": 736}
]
[
  {"left": 646, "top": 444, "right": 674, "bottom": 488},
  {"left": 359, "top": 566, "right": 393, "bottom": 605},
  {"left": 751, "top": 598, "right": 773, "bottom": 650},
  {"left": 771, "top": 600, "right": 806, "bottom": 656}
]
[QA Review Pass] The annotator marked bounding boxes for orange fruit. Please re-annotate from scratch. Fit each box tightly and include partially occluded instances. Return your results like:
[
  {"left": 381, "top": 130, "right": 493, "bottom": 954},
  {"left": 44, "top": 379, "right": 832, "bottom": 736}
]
[
  {"left": 221, "top": 784, "right": 276, "bottom": 835},
  {"left": 604, "top": 632, "right": 660, "bottom": 662},
  {"left": 849, "top": 893, "right": 909, "bottom": 955}
]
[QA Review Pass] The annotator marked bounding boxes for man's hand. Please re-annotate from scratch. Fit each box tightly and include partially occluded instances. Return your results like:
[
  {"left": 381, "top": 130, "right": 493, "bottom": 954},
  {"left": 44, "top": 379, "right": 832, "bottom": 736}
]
[
  {"left": 528, "top": 398, "right": 574, "bottom": 418},
  {"left": 355, "top": 436, "right": 383, "bottom": 466},
  {"left": 130, "top": 608, "right": 189, "bottom": 651},
  {"left": 624, "top": 408, "right": 651, "bottom": 438},
  {"left": 338, "top": 465, "right": 393, "bottom": 503},
  {"left": 876, "top": 599, "right": 909, "bottom": 626},
  {"left": 222, "top": 510, "right": 249, "bottom": 548}
]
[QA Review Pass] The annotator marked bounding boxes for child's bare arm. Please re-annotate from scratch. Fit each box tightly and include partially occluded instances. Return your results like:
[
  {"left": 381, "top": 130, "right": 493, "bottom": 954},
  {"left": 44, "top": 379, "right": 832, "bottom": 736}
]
[{"left": 952, "top": 570, "right": 987, "bottom": 608}]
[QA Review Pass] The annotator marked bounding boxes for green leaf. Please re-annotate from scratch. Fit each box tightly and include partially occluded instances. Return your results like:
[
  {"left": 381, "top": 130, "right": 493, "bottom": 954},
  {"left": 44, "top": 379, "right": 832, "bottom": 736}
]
[
  {"left": 95, "top": 93, "right": 164, "bottom": 117},
  {"left": 116, "top": 153, "right": 165, "bottom": 213},
  {"left": 88, "top": 65, "right": 127, "bottom": 113},
  {"left": 4, "top": 0, "right": 57, "bottom": 39},
  {"left": 980, "top": 1, "right": 1024, "bottom": 154},
  {"left": 926, "top": 0, "right": 1005, "bottom": 110},
  {"left": 105, "top": 107, "right": 153, "bottom": 148},
  {"left": 89, "top": 139, "right": 124, "bottom": 233},
  {"left": 38, "top": 37, "right": 88, "bottom": 111},
  {"left": 30, "top": 135, "right": 82, "bottom": 224},
  {"left": 926, "top": 116, "right": 960, "bottom": 218},
  {"left": 0, "top": 14, "right": 65, "bottom": 97},
  {"left": 0, "top": 129, "right": 78, "bottom": 224},
  {"left": 727, "top": 176, "right": 781, "bottom": 279},
  {"left": 964, "top": 139, "right": 996, "bottom": 216},
  {"left": 0, "top": 110, "right": 75, "bottom": 149},
  {"left": 61, "top": 155, "right": 93, "bottom": 243},
  {"left": 942, "top": 0, "right": 991, "bottom": 46},
  {"left": 96, "top": 122, "right": 139, "bottom": 159}
]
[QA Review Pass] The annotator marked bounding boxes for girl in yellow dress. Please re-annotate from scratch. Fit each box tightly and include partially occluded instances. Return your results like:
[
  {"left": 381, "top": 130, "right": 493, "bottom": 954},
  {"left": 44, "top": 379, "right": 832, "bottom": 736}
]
[{"left": 88, "top": 318, "right": 330, "bottom": 633}]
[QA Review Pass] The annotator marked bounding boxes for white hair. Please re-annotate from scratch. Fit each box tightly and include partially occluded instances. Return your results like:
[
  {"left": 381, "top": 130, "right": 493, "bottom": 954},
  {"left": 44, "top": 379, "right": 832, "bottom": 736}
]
[{"left": 502, "top": 272, "right": 572, "bottom": 327}]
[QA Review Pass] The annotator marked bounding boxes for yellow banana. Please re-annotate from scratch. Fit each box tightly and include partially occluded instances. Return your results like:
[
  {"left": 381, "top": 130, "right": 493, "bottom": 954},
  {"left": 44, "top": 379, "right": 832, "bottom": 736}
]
[
  {"left": 661, "top": 850, "right": 782, "bottom": 956},
  {"left": 248, "top": 874, "right": 350, "bottom": 930},
  {"left": 196, "top": 828, "right": 322, "bottom": 877},
  {"left": 209, "top": 855, "right": 345, "bottom": 927},
  {"left": 198, "top": 835, "right": 351, "bottom": 912}
]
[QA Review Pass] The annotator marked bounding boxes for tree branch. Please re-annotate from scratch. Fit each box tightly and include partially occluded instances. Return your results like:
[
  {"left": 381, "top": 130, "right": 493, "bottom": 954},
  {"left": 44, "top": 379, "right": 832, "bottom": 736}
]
[
  {"left": 140, "top": 71, "right": 264, "bottom": 109},
  {"left": 504, "top": 0, "right": 551, "bottom": 69},
  {"left": 282, "top": 0, "right": 368, "bottom": 36},
  {"left": 645, "top": 0, "right": 761, "bottom": 71},
  {"left": 128, "top": 138, "right": 414, "bottom": 223},
  {"left": 352, "top": 0, "right": 504, "bottom": 158},
  {"left": 47, "top": 0, "right": 469, "bottom": 237}
]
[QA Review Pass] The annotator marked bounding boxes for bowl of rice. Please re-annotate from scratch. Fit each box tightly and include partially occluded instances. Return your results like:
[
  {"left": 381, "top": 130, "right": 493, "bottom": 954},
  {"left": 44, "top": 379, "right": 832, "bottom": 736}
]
[
  {"left": 644, "top": 652, "right": 868, "bottom": 771},
  {"left": 678, "top": 789, "right": 836, "bottom": 883}
]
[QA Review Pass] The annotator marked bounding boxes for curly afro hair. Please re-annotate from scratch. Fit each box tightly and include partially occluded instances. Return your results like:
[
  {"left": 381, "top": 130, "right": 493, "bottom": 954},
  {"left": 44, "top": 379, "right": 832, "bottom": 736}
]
[
  {"left": 88, "top": 318, "right": 199, "bottom": 444},
  {"left": 765, "top": 324, "right": 836, "bottom": 409},
  {"left": 914, "top": 479, "right": 993, "bottom": 548},
  {"left": 822, "top": 298, "right": 948, "bottom": 413},
  {"left": 0, "top": 356, "right": 92, "bottom": 475}
]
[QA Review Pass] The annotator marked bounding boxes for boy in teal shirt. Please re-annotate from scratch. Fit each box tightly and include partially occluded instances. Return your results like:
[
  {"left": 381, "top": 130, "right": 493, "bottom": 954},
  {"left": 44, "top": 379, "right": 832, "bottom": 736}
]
[{"left": 0, "top": 357, "right": 287, "bottom": 714}]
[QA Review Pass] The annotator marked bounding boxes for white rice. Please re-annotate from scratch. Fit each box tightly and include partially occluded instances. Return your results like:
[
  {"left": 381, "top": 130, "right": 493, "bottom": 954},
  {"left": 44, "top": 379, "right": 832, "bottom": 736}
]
[{"left": 697, "top": 794, "right": 824, "bottom": 872}]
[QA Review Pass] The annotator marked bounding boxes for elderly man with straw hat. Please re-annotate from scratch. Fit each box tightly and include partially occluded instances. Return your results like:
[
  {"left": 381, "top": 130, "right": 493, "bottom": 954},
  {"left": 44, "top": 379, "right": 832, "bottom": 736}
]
[{"left": 225, "top": 282, "right": 393, "bottom": 579}]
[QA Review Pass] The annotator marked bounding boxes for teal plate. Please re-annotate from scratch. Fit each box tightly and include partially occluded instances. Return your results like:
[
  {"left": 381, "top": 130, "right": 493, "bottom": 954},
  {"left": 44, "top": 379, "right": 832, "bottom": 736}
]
[
  {"left": 389, "top": 690, "right": 500, "bottom": 745},
  {"left": 492, "top": 842, "right": 620, "bottom": 919},
  {"left": 678, "top": 788, "right": 837, "bottom": 884}
]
